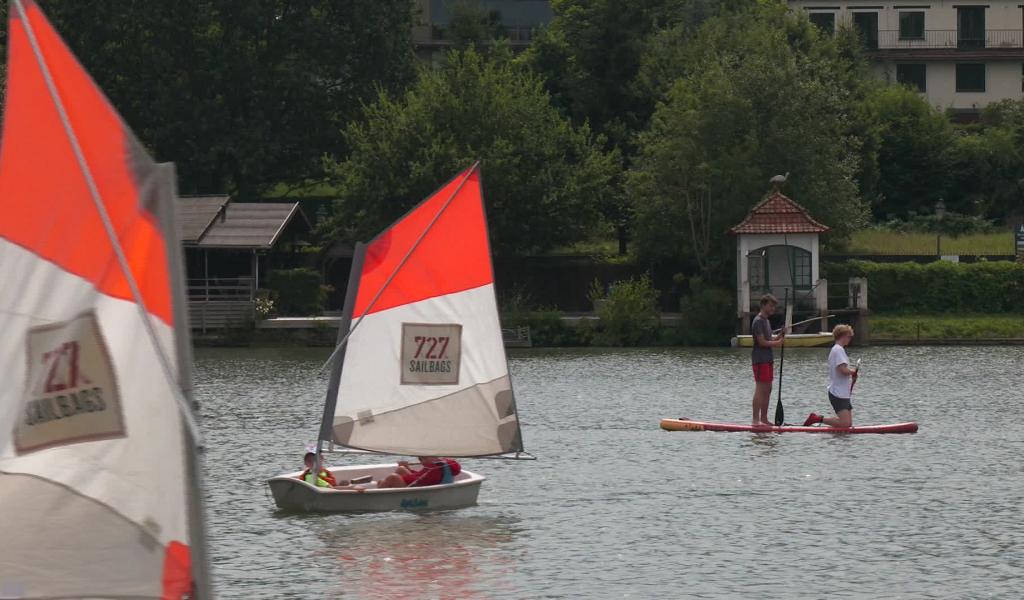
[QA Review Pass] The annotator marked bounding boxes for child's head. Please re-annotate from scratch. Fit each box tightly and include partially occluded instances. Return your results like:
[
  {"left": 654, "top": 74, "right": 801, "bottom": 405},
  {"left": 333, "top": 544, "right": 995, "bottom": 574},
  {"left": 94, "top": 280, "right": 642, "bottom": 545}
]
[
  {"left": 759, "top": 294, "right": 778, "bottom": 311},
  {"left": 832, "top": 324, "right": 854, "bottom": 343}
]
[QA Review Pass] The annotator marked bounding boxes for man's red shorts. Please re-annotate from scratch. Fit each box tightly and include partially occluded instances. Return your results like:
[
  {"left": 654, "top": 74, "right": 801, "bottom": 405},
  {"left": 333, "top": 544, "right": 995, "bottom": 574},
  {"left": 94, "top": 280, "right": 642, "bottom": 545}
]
[{"left": 752, "top": 362, "right": 774, "bottom": 383}]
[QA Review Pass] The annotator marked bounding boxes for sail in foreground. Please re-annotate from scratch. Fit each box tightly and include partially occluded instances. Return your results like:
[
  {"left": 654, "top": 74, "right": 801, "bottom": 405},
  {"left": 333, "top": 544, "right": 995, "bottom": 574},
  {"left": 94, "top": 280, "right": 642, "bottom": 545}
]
[
  {"left": 325, "top": 165, "right": 524, "bottom": 457},
  {"left": 0, "top": 1, "right": 205, "bottom": 597}
]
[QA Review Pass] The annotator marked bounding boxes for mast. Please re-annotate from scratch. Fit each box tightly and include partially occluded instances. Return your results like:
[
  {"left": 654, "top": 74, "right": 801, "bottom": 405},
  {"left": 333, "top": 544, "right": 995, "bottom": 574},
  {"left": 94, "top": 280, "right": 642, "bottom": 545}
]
[
  {"left": 317, "top": 242, "right": 367, "bottom": 448},
  {"left": 155, "top": 162, "right": 212, "bottom": 599}
]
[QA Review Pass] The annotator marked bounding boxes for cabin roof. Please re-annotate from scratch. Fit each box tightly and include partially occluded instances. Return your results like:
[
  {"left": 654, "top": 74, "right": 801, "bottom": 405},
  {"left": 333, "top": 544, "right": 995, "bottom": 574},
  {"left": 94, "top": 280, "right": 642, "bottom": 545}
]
[
  {"left": 178, "top": 195, "right": 229, "bottom": 243},
  {"left": 196, "top": 202, "right": 310, "bottom": 249},
  {"left": 729, "top": 191, "right": 831, "bottom": 235}
]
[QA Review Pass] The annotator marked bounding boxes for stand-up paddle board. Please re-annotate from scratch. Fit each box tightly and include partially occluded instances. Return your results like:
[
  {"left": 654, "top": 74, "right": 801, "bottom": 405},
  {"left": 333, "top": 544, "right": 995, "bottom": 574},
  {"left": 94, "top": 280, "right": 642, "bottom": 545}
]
[{"left": 660, "top": 418, "right": 918, "bottom": 434}]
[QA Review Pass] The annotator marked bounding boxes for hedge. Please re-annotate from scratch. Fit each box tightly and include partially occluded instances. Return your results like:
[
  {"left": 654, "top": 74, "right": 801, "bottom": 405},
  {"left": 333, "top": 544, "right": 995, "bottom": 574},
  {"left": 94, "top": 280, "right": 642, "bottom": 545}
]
[
  {"left": 823, "top": 260, "right": 1024, "bottom": 313},
  {"left": 265, "top": 268, "right": 326, "bottom": 316}
]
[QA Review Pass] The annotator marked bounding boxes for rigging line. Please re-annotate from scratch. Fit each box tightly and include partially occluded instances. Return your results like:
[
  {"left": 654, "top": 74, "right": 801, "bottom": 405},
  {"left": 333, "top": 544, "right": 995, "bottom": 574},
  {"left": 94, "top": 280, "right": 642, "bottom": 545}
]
[
  {"left": 319, "top": 162, "right": 480, "bottom": 373},
  {"left": 14, "top": 0, "right": 201, "bottom": 443}
]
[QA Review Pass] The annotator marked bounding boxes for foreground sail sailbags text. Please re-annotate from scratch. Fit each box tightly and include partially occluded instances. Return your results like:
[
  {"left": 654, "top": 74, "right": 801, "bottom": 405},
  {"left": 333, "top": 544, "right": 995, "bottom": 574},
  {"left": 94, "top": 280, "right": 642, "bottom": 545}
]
[
  {"left": 0, "top": 1, "right": 208, "bottom": 597},
  {"left": 269, "top": 164, "right": 528, "bottom": 513}
]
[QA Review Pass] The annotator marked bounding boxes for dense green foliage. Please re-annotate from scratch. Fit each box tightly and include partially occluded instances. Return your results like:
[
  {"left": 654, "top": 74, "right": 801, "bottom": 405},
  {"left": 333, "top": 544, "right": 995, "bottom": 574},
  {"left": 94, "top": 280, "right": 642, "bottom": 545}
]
[
  {"left": 265, "top": 268, "right": 326, "bottom": 316},
  {"left": 825, "top": 260, "right": 1024, "bottom": 313},
  {"left": 628, "top": 7, "right": 871, "bottom": 277},
  {"left": 678, "top": 279, "right": 735, "bottom": 345},
  {"left": 864, "top": 86, "right": 956, "bottom": 219},
  {"left": 4, "top": 1, "right": 1021, "bottom": 299},
  {"left": 320, "top": 48, "right": 618, "bottom": 254},
  {"left": 592, "top": 275, "right": 661, "bottom": 345},
  {"left": 0, "top": 1, "right": 416, "bottom": 196}
]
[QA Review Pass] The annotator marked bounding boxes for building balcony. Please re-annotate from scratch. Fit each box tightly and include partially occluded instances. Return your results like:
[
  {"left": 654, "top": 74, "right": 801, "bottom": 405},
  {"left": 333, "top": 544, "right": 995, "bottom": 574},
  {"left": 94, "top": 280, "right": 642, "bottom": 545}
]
[{"left": 864, "top": 29, "right": 1024, "bottom": 60}]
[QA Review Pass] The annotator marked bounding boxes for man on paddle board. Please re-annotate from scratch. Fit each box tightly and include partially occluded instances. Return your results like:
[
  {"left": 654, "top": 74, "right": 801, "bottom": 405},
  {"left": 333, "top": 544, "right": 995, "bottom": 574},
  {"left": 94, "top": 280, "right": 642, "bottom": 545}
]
[
  {"left": 803, "top": 324, "right": 858, "bottom": 428},
  {"left": 751, "top": 294, "right": 785, "bottom": 427}
]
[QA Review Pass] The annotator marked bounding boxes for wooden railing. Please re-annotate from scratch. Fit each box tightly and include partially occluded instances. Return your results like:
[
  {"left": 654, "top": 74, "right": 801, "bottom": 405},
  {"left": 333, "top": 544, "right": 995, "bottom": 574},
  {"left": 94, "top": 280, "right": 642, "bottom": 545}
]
[{"left": 187, "top": 277, "right": 255, "bottom": 332}]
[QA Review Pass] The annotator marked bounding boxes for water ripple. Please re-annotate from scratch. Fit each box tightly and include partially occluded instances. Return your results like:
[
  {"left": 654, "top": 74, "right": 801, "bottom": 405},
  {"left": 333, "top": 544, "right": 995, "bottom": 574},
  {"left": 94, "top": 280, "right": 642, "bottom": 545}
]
[{"left": 194, "top": 345, "right": 1024, "bottom": 599}]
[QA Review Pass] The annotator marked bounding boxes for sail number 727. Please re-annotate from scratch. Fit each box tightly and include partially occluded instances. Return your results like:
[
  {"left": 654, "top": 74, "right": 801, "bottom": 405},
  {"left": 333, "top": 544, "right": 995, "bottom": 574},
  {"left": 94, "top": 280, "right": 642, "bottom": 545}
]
[{"left": 413, "top": 336, "right": 450, "bottom": 360}]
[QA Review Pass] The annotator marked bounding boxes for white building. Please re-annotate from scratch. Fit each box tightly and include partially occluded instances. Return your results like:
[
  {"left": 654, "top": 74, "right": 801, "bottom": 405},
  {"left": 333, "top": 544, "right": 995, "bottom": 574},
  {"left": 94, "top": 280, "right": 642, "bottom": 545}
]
[
  {"left": 789, "top": 1, "right": 1024, "bottom": 118},
  {"left": 730, "top": 190, "right": 831, "bottom": 333}
]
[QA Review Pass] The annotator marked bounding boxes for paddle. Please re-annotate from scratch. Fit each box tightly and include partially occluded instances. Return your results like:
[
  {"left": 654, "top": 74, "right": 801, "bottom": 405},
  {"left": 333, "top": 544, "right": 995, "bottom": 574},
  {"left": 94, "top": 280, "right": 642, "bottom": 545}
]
[
  {"left": 849, "top": 358, "right": 862, "bottom": 397},
  {"left": 772, "top": 314, "right": 835, "bottom": 335},
  {"left": 774, "top": 291, "right": 791, "bottom": 427}
]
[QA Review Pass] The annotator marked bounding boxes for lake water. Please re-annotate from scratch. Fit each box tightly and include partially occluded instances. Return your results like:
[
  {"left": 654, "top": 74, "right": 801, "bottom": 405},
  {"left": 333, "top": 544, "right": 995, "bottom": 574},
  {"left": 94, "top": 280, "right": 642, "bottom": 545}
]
[{"left": 195, "top": 345, "right": 1023, "bottom": 599}]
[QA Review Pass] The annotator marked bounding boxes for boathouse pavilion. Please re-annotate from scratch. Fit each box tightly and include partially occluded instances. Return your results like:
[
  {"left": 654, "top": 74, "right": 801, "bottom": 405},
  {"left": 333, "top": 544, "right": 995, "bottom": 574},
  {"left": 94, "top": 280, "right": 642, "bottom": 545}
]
[
  {"left": 178, "top": 195, "right": 311, "bottom": 330},
  {"left": 730, "top": 190, "right": 830, "bottom": 334}
]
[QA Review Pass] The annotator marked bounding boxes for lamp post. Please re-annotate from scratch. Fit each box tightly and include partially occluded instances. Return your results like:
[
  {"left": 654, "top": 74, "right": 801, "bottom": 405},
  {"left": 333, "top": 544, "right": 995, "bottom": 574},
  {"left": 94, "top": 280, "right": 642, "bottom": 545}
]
[{"left": 935, "top": 199, "right": 946, "bottom": 257}]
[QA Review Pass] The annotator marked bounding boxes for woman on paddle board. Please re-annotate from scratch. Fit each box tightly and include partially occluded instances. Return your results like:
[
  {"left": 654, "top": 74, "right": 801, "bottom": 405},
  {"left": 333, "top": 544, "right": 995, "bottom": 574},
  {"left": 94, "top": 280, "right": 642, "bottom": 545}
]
[
  {"left": 751, "top": 294, "right": 785, "bottom": 427},
  {"left": 803, "top": 324, "right": 858, "bottom": 428}
]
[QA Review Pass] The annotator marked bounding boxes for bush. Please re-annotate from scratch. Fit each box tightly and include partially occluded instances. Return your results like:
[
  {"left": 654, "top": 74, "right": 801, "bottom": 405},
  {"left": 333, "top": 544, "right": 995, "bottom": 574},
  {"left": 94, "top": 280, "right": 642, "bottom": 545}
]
[
  {"left": 824, "top": 260, "right": 1024, "bottom": 313},
  {"left": 678, "top": 278, "right": 735, "bottom": 346},
  {"left": 592, "top": 275, "right": 660, "bottom": 346},
  {"left": 265, "top": 268, "right": 326, "bottom": 316}
]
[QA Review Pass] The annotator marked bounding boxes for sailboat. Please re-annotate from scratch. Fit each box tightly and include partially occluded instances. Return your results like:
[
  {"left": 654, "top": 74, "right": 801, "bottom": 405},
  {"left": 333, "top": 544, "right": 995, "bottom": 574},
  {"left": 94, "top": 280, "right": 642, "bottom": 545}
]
[
  {"left": 0, "top": 1, "right": 208, "bottom": 597},
  {"left": 268, "top": 164, "right": 528, "bottom": 513}
]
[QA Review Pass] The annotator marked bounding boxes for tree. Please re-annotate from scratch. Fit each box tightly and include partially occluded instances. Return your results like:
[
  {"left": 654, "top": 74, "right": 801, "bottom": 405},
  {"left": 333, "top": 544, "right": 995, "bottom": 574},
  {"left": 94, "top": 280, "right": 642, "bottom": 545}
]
[
  {"left": 628, "top": 7, "right": 870, "bottom": 279},
  {"left": 321, "top": 48, "right": 620, "bottom": 255},
  {"left": 444, "top": 0, "right": 506, "bottom": 50},
  {"left": 522, "top": 0, "right": 747, "bottom": 253},
  {"left": 865, "top": 85, "right": 957, "bottom": 219},
  {"left": 0, "top": 1, "right": 416, "bottom": 196}
]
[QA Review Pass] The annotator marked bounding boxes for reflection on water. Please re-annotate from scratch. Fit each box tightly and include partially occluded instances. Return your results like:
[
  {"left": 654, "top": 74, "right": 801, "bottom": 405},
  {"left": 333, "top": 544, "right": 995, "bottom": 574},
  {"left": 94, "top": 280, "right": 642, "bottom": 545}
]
[
  {"left": 196, "top": 345, "right": 1024, "bottom": 599},
  {"left": 313, "top": 515, "right": 520, "bottom": 599}
]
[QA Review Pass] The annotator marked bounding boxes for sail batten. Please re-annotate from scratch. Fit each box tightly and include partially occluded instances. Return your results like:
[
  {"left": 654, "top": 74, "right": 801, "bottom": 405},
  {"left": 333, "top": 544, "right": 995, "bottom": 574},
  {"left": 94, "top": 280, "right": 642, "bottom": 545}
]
[{"left": 327, "top": 165, "right": 525, "bottom": 458}]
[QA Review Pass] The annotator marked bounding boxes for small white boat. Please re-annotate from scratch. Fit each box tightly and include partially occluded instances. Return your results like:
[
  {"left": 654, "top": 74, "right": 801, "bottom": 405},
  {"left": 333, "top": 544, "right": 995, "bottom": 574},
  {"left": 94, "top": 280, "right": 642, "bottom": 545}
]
[
  {"left": 268, "top": 164, "right": 529, "bottom": 513},
  {"left": 268, "top": 463, "right": 486, "bottom": 512}
]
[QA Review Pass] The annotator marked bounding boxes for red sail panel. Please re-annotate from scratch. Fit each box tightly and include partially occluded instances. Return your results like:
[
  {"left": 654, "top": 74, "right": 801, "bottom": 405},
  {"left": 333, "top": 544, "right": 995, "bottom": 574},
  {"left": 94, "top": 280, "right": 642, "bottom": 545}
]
[
  {"left": 354, "top": 166, "right": 493, "bottom": 316},
  {"left": 0, "top": 1, "right": 173, "bottom": 324}
]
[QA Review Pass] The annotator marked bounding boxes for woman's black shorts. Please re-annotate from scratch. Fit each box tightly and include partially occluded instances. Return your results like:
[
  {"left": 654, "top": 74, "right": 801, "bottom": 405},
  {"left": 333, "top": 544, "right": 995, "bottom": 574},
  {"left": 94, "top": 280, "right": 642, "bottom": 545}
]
[{"left": 828, "top": 391, "right": 852, "bottom": 414}]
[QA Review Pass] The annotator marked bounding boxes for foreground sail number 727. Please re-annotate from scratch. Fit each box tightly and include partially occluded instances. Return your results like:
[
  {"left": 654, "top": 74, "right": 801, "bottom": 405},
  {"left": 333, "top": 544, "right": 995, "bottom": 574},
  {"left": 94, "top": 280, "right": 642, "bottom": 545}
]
[{"left": 268, "top": 164, "right": 531, "bottom": 513}]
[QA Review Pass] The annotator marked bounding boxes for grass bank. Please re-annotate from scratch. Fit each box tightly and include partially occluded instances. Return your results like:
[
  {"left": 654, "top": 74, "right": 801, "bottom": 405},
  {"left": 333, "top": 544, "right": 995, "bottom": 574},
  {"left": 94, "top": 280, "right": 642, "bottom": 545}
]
[
  {"left": 871, "top": 314, "right": 1024, "bottom": 341},
  {"left": 846, "top": 230, "right": 1013, "bottom": 255}
]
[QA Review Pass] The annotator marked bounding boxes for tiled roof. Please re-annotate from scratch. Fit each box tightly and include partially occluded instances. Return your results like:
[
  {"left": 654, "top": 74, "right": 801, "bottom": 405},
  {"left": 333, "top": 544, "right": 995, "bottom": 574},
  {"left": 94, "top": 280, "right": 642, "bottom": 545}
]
[
  {"left": 197, "top": 202, "right": 309, "bottom": 248},
  {"left": 729, "top": 191, "right": 830, "bottom": 235},
  {"left": 178, "top": 195, "right": 229, "bottom": 243}
]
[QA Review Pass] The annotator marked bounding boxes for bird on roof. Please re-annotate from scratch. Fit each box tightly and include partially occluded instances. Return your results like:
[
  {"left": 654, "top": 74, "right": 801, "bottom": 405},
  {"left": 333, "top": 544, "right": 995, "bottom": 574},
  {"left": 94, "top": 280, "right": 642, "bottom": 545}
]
[{"left": 769, "top": 172, "right": 789, "bottom": 191}]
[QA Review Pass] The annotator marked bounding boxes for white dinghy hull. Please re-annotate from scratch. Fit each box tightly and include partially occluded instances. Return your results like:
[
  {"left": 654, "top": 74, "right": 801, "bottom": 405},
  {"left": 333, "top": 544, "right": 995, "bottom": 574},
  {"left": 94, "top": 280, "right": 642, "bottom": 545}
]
[{"left": 268, "top": 463, "right": 485, "bottom": 513}]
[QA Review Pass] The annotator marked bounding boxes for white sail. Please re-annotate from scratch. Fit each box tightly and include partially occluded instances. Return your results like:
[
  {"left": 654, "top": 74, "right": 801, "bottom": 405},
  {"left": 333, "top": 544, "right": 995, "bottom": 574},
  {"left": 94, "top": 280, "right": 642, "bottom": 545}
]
[
  {"left": 324, "top": 165, "right": 524, "bottom": 457},
  {"left": 0, "top": 1, "right": 206, "bottom": 597}
]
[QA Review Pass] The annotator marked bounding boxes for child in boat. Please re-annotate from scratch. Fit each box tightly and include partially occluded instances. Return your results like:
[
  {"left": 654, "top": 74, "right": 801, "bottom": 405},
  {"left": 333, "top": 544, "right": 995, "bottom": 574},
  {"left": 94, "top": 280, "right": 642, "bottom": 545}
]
[
  {"left": 751, "top": 294, "right": 785, "bottom": 427},
  {"left": 297, "top": 452, "right": 337, "bottom": 487},
  {"left": 803, "top": 324, "right": 858, "bottom": 428},
  {"left": 375, "top": 457, "right": 461, "bottom": 488}
]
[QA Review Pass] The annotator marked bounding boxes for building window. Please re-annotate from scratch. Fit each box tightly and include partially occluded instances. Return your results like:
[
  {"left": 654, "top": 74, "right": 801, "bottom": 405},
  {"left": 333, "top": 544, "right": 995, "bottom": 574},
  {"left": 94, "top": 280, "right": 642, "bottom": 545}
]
[
  {"left": 852, "top": 12, "right": 879, "bottom": 49},
  {"left": 956, "top": 63, "right": 985, "bottom": 92},
  {"left": 899, "top": 12, "right": 925, "bottom": 40},
  {"left": 792, "top": 248, "right": 812, "bottom": 289},
  {"left": 809, "top": 12, "right": 835, "bottom": 35},
  {"left": 897, "top": 64, "right": 927, "bottom": 92},
  {"left": 748, "top": 252, "right": 765, "bottom": 291}
]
